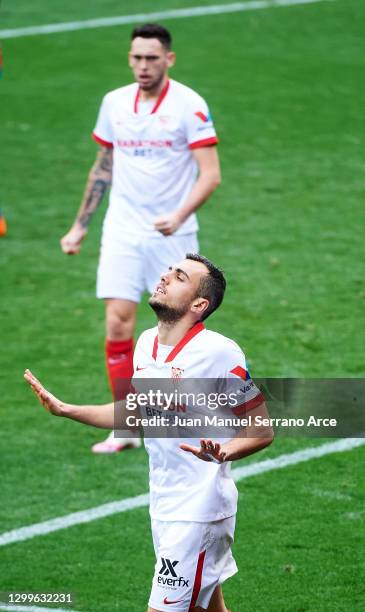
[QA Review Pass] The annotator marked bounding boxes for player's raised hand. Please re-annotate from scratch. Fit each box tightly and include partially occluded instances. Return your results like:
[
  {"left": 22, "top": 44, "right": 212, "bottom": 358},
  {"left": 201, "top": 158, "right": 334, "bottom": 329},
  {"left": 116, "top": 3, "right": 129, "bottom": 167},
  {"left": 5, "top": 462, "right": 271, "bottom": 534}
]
[
  {"left": 24, "top": 369, "right": 64, "bottom": 416},
  {"left": 180, "top": 439, "right": 227, "bottom": 463},
  {"left": 60, "top": 224, "right": 87, "bottom": 254},
  {"left": 154, "top": 212, "right": 182, "bottom": 236}
]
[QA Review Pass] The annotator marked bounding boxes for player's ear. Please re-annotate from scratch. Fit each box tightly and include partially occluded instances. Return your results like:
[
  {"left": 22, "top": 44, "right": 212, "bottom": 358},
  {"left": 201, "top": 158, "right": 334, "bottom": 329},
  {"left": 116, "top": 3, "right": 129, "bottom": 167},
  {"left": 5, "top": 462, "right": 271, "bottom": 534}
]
[
  {"left": 128, "top": 51, "right": 133, "bottom": 67},
  {"left": 167, "top": 51, "right": 176, "bottom": 68},
  {"left": 191, "top": 298, "right": 209, "bottom": 316}
]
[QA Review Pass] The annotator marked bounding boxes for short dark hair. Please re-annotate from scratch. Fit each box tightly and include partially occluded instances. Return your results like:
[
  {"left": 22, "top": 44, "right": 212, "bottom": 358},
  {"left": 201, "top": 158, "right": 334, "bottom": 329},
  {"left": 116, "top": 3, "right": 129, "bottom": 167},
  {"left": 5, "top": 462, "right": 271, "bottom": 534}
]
[
  {"left": 186, "top": 253, "right": 226, "bottom": 321},
  {"left": 131, "top": 23, "right": 172, "bottom": 49}
]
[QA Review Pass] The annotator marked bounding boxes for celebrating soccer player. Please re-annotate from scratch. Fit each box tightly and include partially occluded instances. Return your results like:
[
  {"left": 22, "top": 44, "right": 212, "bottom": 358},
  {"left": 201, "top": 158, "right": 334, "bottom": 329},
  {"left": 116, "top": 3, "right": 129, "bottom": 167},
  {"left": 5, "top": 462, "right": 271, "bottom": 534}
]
[{"left": 25, "top": 254, "right": 274, "bottom": 612}]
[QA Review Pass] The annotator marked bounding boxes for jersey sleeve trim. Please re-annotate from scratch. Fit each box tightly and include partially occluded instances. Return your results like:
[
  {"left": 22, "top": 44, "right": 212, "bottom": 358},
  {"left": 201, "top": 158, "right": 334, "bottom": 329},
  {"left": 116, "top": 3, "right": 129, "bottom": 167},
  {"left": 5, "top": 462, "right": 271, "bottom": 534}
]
[
  {"left": 232, "top": 393, "right": 265, "bottom": 416},
  {"left": 189, "top": 136, "right": 219, "bottom": 149},
  {"left": 92, "top": 132, "right": 114, "bottom": 148}
]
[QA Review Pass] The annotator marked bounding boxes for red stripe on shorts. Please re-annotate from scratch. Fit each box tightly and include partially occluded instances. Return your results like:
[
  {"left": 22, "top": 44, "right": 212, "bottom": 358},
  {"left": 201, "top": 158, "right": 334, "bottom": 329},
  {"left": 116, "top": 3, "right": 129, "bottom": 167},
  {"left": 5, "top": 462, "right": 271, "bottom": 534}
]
[{"left": 189, "top": 550, "right": 206, "bottom": 610}]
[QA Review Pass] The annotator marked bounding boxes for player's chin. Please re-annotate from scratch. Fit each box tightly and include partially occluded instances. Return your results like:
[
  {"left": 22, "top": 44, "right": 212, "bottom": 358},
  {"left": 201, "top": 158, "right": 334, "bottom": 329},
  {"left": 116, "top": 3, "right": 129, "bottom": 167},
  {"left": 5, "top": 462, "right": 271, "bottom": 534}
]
[{"left": 138, "top": 79, "right": 154, "bottom": 90}]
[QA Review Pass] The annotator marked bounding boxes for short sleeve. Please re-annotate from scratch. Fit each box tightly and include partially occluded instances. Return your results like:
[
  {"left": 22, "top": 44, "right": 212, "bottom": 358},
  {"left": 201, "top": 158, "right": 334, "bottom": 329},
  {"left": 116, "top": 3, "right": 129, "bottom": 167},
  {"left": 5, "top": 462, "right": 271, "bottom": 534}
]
[
  {"left": 92, "top": 95, "right": 114, "bottom": 148},
  {"left": 184, "top": 94, "right": 218, "bottom": 149},
  {"left": 219, "top": 343, "right": 265, "bottom": 416}
]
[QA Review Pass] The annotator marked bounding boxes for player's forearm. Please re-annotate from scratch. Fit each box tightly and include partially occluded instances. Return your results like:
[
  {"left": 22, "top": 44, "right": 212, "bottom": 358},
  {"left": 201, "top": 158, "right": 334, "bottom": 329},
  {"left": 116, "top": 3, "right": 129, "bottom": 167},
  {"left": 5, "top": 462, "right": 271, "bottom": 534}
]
[
  {"left": 61, "top": 400, "right": 140, "bottom": 433},
  {"left": 177, "top": 169, "right": 221, "bottom": 224},
  {"left": 74, "top": 171, "right": 110, "bottom": 229},
  {"left": 61, "top": 402, "right": 116, "bottom": 428},
  {"left": 221, "top": 429, "right": 274, "bottom": 462},
  {"left": 73, "top": 148, "right": 113, "bottom": 229}
]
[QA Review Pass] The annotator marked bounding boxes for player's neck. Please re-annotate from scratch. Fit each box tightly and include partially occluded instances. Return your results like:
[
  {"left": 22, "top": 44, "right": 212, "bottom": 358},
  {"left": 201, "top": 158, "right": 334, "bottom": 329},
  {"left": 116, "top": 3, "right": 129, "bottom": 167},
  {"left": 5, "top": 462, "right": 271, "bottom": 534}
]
[
  {"left": 157, "top": 317, "right": 198, "bottom": 346},
  {"left": 138, "top": 75, "right": 169, "bottom": 102}
]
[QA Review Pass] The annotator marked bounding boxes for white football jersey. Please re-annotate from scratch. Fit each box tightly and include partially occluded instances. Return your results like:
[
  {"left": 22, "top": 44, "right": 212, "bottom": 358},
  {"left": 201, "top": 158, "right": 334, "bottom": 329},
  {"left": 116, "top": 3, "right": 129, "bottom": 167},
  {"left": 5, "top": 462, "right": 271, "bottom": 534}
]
[
  {"left": 93, "top": 79, "right": 218, "bottom": 238},
  {"left": 132, "top": 323, "right": 264, "bottom": 522}
]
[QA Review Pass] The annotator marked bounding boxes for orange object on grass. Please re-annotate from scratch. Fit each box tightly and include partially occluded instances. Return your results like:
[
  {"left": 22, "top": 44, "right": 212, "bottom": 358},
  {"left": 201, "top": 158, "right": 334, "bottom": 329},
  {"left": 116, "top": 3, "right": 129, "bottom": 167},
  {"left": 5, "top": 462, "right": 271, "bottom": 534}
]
[{"left": 0, "top": 215, "right": 7, "bottom": 236}]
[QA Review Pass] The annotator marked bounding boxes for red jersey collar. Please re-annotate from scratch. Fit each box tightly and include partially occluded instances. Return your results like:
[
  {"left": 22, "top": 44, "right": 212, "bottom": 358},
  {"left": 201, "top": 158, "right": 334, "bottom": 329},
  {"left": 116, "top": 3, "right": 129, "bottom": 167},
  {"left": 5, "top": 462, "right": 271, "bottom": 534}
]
[
  {"left": 134, "top": 79, "right": 170, "bottom": 114},
  {"left": 152, "top": 321, "right": 205, "bottom": 363}
]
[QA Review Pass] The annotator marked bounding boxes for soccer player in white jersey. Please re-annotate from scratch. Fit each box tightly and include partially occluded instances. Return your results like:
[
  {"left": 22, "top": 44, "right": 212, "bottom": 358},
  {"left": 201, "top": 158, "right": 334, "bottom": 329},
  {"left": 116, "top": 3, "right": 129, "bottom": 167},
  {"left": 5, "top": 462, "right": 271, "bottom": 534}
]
[
  {"left": 25, "top": 254, "right": 274, "bottom": 612},
  {"left": 59, "top": 23, "right": 221, "bottom": 453}
]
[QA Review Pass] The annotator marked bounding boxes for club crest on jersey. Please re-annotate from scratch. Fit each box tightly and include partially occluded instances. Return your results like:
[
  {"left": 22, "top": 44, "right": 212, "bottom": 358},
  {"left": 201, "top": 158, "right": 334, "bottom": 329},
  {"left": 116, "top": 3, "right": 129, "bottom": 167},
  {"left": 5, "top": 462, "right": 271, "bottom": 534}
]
[
  {"left": 194, "top": 110, "right": 212, "bottom": 123},
  {"left": 159, "top": 115, "right": 170, "bottom": 125},
  {"left": 171, "top": 366, "right": 184, "bottom": 380}
]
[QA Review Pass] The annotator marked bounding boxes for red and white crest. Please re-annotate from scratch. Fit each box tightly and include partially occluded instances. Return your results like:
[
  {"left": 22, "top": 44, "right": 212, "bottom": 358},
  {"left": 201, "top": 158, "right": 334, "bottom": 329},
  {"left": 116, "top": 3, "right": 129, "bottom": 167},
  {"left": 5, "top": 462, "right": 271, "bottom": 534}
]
[{"left": 171, "top": 366, "right": 184, "bottom": 380}]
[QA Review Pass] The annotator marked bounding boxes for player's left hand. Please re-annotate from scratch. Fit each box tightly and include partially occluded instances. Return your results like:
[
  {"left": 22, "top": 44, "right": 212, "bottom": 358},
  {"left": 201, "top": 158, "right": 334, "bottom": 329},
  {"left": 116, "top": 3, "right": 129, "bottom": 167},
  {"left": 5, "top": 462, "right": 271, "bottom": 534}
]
[
  {"left": 154, "top": 212, "right": 182, "bottom": 236},
  {"left": 180, "top": 439, "right": 227, "bottom": 463},
  {"left": 24, "top": 369, "right": 65, "bottom": 416}
]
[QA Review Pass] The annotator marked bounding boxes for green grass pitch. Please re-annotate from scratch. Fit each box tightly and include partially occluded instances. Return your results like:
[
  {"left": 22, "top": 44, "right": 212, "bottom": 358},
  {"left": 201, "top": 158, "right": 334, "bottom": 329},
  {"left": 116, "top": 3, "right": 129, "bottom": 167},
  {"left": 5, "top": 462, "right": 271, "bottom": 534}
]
[{"left": 0, "top": 1, "right": 364, "bottom": 610}]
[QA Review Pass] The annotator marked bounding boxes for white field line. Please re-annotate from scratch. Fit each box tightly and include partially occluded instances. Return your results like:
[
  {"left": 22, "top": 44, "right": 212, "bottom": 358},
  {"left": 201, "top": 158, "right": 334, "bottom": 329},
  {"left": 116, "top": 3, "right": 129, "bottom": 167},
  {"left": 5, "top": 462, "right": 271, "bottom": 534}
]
[
  {"left": 0, "top": 606, "right": 79, "bottom": 612},
  {"left": 0, "top": 493, "right": 149, "bottom": 548},
  {"left": 231, "top": 437, "right": 365, "bottom": 480},
  {"left": 0, "top": 438, "right": 363, "bottom": 548},
  {"left": 0, "top": 0, "right": 334, "bottom": 40}
]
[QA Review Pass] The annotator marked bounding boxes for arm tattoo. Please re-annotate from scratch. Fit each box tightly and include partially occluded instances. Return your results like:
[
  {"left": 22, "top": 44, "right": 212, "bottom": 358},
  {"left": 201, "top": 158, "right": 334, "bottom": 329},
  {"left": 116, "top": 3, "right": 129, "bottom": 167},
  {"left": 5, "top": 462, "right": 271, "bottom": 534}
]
[
  {"left": 97, "top": 151, "right": 113, "bottom": 173},
  {"left": 77, "top": 148, "right": 113, "bottom": 228},
  {"left": 78, "top": 179, "right": 108, "bottom": 228}
]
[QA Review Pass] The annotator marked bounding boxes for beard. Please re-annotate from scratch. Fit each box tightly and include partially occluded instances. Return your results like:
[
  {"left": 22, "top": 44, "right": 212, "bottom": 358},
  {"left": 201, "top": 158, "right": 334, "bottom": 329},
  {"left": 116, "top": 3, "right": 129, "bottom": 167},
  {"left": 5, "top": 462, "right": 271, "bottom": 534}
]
[{"left": 148, "top": 297, "right": 189, "bottom": 323}]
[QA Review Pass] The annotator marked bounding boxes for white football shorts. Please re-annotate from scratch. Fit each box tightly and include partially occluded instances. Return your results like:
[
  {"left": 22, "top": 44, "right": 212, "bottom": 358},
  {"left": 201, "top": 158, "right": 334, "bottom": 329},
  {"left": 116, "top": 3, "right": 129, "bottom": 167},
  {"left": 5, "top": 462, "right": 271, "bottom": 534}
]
[
  {"left": 96, "top": 233, "right": 199, "bottom": 302},
  {"left": 149, "top": 516, "right": 237, "bottom": 612}
]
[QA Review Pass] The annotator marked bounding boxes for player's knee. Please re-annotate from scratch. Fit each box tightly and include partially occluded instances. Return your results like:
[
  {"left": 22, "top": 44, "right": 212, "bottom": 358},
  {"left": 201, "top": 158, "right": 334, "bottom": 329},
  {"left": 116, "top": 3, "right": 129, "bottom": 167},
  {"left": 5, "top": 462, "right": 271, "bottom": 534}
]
[
  {"left": 106, "top": 313, "right": 134, "bottom": 338},
  {"left": 105, "top": 302, "right": 135, "bottom": 339}
]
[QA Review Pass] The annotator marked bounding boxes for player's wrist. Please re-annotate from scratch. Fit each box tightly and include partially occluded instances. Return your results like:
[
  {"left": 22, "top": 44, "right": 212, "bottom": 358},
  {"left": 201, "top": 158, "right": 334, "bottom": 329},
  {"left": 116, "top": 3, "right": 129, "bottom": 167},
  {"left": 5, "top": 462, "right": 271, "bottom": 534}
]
[
  {"left": 73, "top": 220, "right": 88, "bottom": 234},
  {"left": 60, "top": 403, "right": 75, "bottom": 418},
  {"left": 219, "top": 444, "right": 230, "bottom": 462},
  {"left": 174, "top": 209, "right": 187, "bottom": 225}
]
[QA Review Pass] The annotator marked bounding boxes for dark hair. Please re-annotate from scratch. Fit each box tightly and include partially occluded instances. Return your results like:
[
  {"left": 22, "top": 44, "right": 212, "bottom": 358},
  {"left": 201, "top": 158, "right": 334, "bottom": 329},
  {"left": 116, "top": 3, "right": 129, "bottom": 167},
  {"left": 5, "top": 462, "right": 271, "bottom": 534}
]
[
  {"left": 131, "top": 23, "right": 172, "bottom": 49},
  {"left": 186, "top": 253, "right": 226, "bottom": 321}
]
